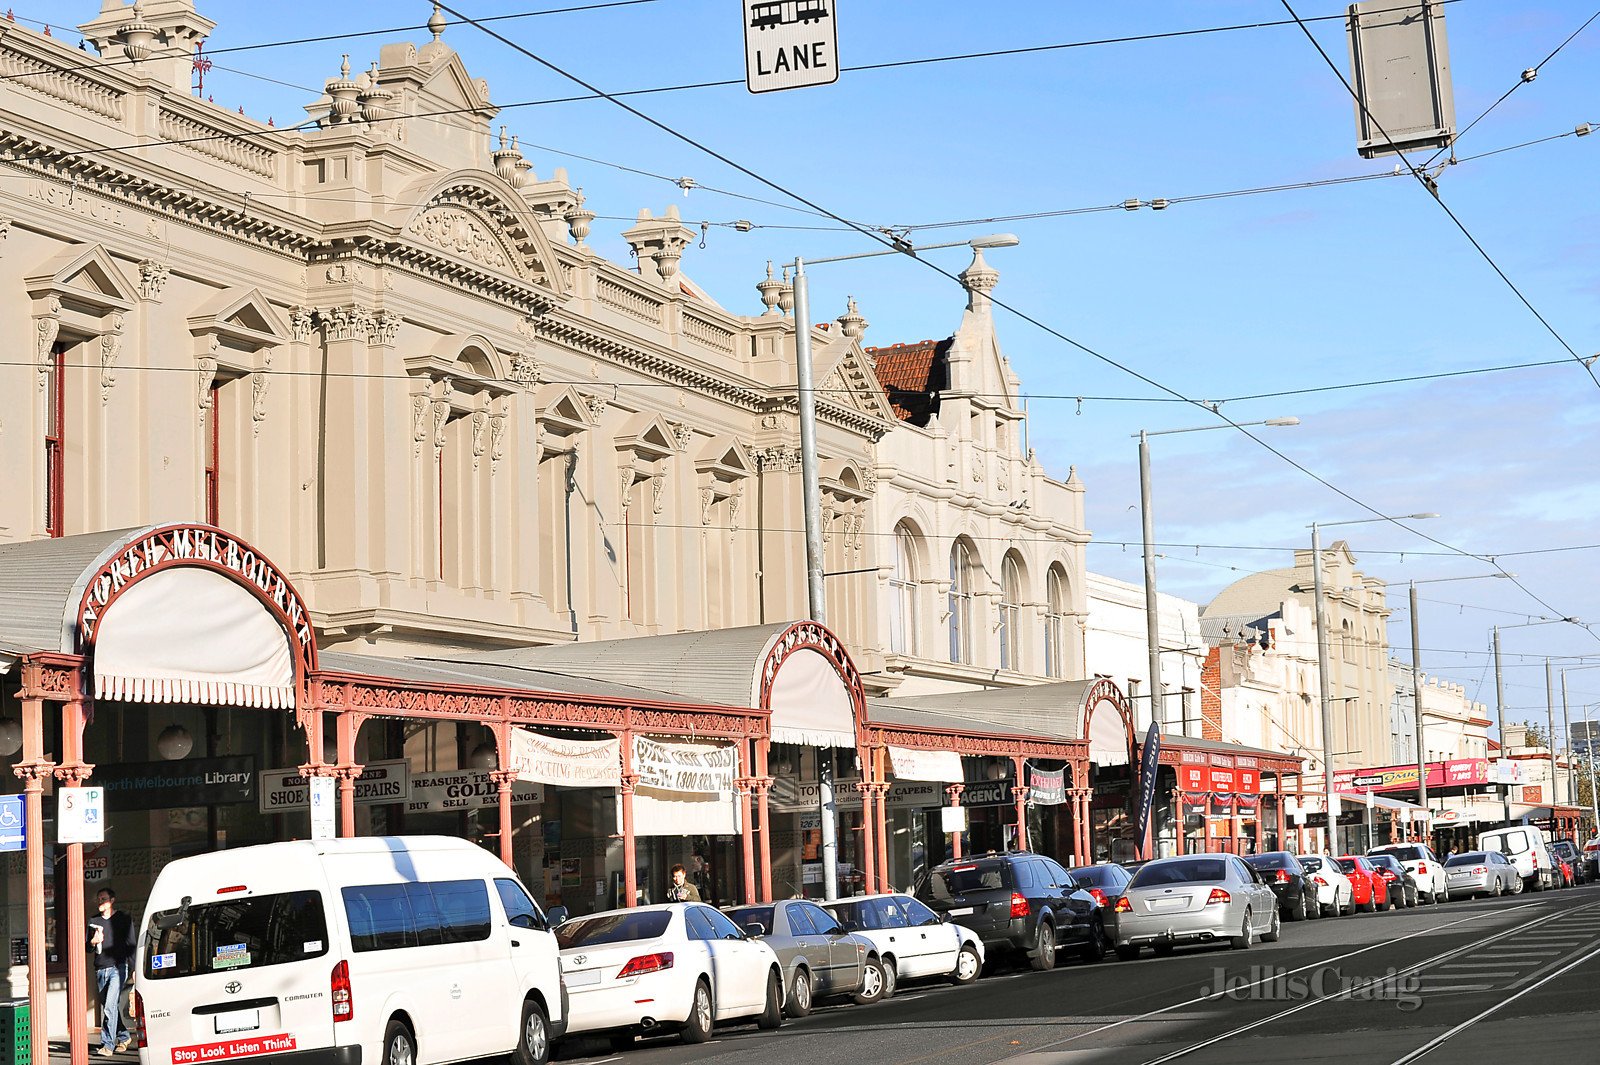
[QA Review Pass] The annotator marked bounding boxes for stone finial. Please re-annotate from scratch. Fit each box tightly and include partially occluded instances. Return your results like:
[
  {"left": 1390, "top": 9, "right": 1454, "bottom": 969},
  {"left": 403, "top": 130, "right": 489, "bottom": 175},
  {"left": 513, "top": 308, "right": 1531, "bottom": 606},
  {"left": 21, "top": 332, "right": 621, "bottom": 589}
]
[
  {"left": 563, "top": 188, "right": 596, "bottom": 248},
  {"left": 621, "top": 205, "right": 695, "bottom": 286},
  {"left": 428, "top": 2, "right": 447, "bottom": 42},
  {"left": 756, "top": 260, "right": 783, "bottom": 315},
  {"left": 836, "top": 296, "right": 867, "bottom": 339},
  {"left": 492, "top": 125, "right": 525, "bottom": 185},
  {"left": 358, "top": 62, "right": 394, "bottom": 125},
  {"left": 960, "top": 247, "right": 1000, "bottom": 312},
  {"left": 325, "top": 54, "right": 360, "bottom": 123},
  {"left": 116, "top": 1, "right": 157, "bottom": 63},
  {"left": 777, "top": 267, "right": 794, "bottom": 316}
]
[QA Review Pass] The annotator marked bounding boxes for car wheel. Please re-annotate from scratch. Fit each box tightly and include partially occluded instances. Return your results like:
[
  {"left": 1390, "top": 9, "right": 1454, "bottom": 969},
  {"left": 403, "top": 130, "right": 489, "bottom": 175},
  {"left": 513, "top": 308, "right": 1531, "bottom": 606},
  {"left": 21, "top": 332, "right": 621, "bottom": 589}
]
[
  {"left": 1115, "top": 944, "right": 1141, "bottom": 961},
  {"left": 1151, "top": 942, "right": 1175, "bottom": 957},
  {"left": 1320, "top": 898, "right": 1336, "bottom": 918},
  {"left": 1030, "top": 920, "right": 1057, "bottom": 971},
  {"left": 382, "top": 1019, "right": 415, "bottom": 1065},
  {"left": 680, "top": 980, "right": 713, "bottom": 1044},
  {"left": 786, "top": 967, "right": 813, "bottom": 1018},
  {"left": 1341, "top": 889, "right": 1355, "bottom": 917},
  {"left": 880, "top": 957, "right": 898, "bottom": 999},
  {"left": 853, "top": 956, "right": 886, "bottom": 1005},
  {"left": 1080, "top": 918, "right": 1108, "bottom": 963},
  {"left": 757, "top": 969, "right": 783, "bottom": 1030},
  {"left": 951, "top": 944, "right": 981, "bottom": 985},
  {"left": 1230, "top": 912, "right": 1253, "bottom": 950},
  {"left": 608, "top": 1035, "right": 636, "bottom": 1053},
  {"left": 513, "top": 998, "right": 549, "bottom": 1065},
  {"left": 1359, "top": 896, "right": 1374, "bottom": 913},
  {"left": 1289, "top": 892, "right": 1306, "bottom": 921},
  {"left": 1263, "top": 908, "right": 1281, "bottom": 943},
  {"left": 1490, "top": 879, "right": 1501, "bottom": 898}
]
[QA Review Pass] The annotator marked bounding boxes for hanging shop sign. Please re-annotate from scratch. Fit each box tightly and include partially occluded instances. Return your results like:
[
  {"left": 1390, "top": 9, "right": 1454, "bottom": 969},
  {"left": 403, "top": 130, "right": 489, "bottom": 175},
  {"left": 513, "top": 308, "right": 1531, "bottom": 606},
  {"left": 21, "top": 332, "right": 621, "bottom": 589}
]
[
  {"left": 257, "top": 759, "right": 408, "bottom": 813},
  {"left": 1181, "top": 794, "right": 1209, "bottom": 825},
  {"left": 955, "top": 780, "right": 1011, "bottom": 808},
  {"left": 632, "top": 737, "right": 738, "bottom": 796},
  {"left": 93, "top": 756, "right": 256, "bottom": 811},
  {"left": 1028, "top": 766, "right": 1066, "bottom": 806},
  {"left": 1177, "top": 763, "right": 1210, "bottom": 793},
  {"left": 509, "top": 730, "right": 620, "bottom": 788},
  {"left": 406, "top": 770, "right": 544, "bottom": 814},
  {"left": 887, "top": 745, "right": 964, "bottom": 783}
]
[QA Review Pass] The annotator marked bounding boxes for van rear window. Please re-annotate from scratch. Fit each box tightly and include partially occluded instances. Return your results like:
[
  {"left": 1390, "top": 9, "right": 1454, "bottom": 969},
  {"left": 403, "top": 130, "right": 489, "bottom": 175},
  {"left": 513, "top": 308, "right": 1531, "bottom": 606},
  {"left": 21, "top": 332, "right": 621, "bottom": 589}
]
[
  {"left": 143, "top": 891, "right": 329, "bottom": 980},
  {"left": 342, "top": 879, "right": 491, "bottom": 952}
]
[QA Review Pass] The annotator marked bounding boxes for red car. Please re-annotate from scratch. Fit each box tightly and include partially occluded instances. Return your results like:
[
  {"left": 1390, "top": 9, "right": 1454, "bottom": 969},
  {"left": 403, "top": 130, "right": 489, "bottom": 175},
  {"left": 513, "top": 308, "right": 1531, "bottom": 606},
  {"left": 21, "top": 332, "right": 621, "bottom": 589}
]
[{"left": 1336, "top": 855, "right": 1392, "bottom": 912}]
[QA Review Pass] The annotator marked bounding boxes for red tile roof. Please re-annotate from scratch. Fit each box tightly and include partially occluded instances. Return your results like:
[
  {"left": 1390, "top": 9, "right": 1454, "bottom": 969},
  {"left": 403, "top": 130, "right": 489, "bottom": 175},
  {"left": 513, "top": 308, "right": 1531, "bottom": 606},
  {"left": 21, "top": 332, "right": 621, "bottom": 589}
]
[{"left": 866, "top": 338, "right": 949, "bottom": 425}]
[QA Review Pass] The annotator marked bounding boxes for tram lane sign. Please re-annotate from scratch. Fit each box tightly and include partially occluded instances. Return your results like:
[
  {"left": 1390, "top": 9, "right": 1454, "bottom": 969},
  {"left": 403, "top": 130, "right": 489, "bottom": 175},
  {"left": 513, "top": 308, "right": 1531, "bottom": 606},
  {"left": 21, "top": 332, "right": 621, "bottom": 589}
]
[{"left": 744, "top": 0, "right": 839, "bottom": 94}]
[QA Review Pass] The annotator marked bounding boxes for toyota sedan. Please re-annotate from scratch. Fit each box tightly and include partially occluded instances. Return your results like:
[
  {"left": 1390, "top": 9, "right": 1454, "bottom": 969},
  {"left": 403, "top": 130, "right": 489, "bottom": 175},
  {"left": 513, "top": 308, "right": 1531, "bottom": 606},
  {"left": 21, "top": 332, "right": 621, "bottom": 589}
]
[{"left": 1110, "top": 854, "right": 1280, "bottom": 959}]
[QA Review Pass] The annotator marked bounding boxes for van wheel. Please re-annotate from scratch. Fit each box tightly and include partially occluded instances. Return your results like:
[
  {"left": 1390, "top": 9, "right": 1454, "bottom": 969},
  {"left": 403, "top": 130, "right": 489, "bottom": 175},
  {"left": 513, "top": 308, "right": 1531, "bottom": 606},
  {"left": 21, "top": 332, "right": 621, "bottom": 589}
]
[
  {"left": 786, "top": 967, "right": 813, "bottom": 1018},
  {"left": 514, "top": 999, "right": 549, "bottom": 1065},
  {"left": 757, "top": 969, "right": 783, "bottom": 1030},
  {"left": 681, "top": 980, "right": 713, "bottom": 1044},
  {"left": 382, "top": 1019, "right": 416, "bottom": 1065}
]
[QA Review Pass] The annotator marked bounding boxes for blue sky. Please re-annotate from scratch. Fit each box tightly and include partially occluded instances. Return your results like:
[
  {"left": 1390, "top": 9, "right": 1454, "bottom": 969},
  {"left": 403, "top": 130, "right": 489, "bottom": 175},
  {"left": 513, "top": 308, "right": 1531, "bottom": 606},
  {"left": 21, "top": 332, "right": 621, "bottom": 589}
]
[{"left": 53, "top": 2, "right": 1600, "bottom": 737}]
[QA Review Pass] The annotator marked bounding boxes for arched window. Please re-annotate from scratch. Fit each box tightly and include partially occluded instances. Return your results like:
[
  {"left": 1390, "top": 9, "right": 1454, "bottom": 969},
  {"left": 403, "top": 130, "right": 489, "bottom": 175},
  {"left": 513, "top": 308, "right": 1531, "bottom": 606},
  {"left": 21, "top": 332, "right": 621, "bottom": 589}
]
[
  {"left": 889, "top": 523, "right": 919, "bottom": 655},
  {"left": 1044, "top": 565, "right": 1068, "bottom": 678},
  {"left": 948, "top": 541, "right": 975, "bottom": 664},
  {"left": 998, "top": 553, "right": 1023, "bottom": 672}
]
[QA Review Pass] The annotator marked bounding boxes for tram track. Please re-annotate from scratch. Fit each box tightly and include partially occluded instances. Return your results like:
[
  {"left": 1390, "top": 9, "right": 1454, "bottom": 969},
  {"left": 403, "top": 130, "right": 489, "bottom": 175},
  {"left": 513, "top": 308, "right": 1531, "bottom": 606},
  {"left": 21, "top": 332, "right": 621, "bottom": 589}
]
[{"left": 1121, "top": 895, "right": 1600, "bottom": 1065}]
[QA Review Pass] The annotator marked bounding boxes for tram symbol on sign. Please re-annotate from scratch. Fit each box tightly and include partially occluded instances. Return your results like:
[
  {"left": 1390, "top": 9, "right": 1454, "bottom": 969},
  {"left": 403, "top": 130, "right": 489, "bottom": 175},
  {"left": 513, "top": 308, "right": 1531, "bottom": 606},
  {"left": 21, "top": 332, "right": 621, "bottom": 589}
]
[{"left": 749, "top": 1, "right": 830, "bottom": 30}]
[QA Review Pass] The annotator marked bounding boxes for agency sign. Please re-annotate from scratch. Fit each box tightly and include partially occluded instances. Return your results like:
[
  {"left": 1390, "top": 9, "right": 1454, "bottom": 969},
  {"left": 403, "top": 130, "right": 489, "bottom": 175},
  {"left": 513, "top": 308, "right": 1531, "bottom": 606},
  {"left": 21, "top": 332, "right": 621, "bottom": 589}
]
[{"left": 743, "top": 1, "right": 839, "bottom": 94}]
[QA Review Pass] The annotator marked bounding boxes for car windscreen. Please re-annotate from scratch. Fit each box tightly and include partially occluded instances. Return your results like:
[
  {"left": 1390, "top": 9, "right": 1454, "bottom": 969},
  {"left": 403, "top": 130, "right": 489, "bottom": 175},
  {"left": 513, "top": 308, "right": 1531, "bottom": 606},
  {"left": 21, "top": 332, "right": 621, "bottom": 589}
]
[
  {"left": 925, "top": 862, "right": 1009, "bottom": 900},
  {"left": 1069, "top": 866, "right": 1122, "bottom": 887},
  {"left": 143, "top": 890, "right": 329, "bottom": 979},
  {"left": 1368, "top": 856, "right": 1402, "bottom": 873},
  {"left": 725, "top": 907, "right": 775, "bottom": 935},
  {"left": 1128, "top": 858, "right": 1228, "bottom": 888},
  {"left": 1335, "top": 858, "right": 1360, "bottom": 874},
  {"left": 1445, "top": 852, "right": 1489, "bottom": 867},
  {"left": 1297, "top": 856, "right": 1326, "bottom": 873},
  {"left": 556, "top": 910, "right": 672, "bottom": 948},
  {"left": 1373, "top": 846, "right": 1423, "bottom": 862},
  {"left": 1244, "top": 853, "right": 1296, "bottom": 871}
]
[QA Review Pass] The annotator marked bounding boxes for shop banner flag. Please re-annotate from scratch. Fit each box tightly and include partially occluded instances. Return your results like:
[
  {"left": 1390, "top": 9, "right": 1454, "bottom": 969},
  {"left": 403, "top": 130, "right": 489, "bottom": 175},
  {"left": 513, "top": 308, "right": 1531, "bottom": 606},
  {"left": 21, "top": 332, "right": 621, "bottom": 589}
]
[
  {"left": 1133, "top": 723, "right": 1161, "bottom": 849},
  {"left": 1028, "top": 766, "right": 1066, "bottom": 806},
  {"left": 887, "top": 745, "right": 964, "bottom": 783},
  {"left": 631, "top": 736, "right": 738, "bottom": 796},
  {"left": 509, "top": 730, "right": 620, "bottom": 788}
]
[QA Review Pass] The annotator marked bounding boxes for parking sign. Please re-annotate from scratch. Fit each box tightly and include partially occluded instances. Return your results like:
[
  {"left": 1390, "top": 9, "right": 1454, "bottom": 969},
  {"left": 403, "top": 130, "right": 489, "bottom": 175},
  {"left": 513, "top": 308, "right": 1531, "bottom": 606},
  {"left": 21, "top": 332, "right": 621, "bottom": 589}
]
[
  {"left": 58, "top": 786, "right": 105, "bottom": 845},
  {"left": 0, "top": 796, "right": 25, "bottom": 852}
]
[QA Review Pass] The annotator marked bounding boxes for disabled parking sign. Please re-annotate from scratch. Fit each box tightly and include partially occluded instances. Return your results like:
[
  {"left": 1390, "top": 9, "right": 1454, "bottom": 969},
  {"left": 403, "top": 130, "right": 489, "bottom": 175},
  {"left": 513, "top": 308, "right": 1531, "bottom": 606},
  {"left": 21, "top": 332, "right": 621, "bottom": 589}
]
[
  {"left": 57, "top": 786, "right": 105, "bottom": 845},
  {"left": 0, "top": 795, "right": 24, "bottom": 852}
]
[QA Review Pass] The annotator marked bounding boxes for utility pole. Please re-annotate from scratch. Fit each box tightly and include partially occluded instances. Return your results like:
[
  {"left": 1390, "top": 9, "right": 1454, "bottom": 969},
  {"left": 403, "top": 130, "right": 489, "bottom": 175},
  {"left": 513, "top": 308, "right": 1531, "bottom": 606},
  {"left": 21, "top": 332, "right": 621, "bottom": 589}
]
[
  {"left": 1494, "top": 628, "right": 1510, "bottom": 825},
  {"left": 1311, "top": 523, "right": 1337, "bottom": 849},
  {"left": 1409, "top": 581, "right": 1427, "bottom": 816}
]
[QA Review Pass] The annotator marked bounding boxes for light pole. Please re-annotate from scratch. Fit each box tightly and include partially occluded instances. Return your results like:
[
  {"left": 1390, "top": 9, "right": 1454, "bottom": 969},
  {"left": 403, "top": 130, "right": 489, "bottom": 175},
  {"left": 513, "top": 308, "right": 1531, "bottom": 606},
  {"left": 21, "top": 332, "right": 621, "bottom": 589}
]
[
  {"left": 1491, "top": 617, "right": 1580, "bottom": 825},
  {"left": 1404, "top": 573, "right": 1511, "bottom": 816},
  {"left": 1135, "top": 419, "right": 1298, "bottom": 736},
  {"left": 1586, "top": 702, "right": 1600, "bottom": 833},
  {"left": 790, "top": 232, "right": 1018, "bottom": 900},
  {"left": 1557, "top": 664, "right": 1600, "bottom": 813},
  {"left": 1309, "top": 513, "right": 1436, "bottom": 848}
]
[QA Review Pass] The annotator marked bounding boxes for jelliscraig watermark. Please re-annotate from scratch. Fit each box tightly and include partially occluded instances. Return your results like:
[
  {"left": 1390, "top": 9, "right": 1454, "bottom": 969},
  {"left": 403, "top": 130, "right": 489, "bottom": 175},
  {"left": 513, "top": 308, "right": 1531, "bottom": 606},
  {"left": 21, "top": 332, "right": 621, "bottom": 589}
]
[{"left": 1200, "top": 965, "right": 1423, "bottom": 1011}]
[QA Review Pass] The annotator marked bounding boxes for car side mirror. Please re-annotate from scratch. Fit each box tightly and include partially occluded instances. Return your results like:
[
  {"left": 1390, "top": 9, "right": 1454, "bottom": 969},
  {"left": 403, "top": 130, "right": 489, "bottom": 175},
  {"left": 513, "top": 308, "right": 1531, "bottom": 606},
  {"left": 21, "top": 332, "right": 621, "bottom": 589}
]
[
  {"left": 841, "top": 920, "right": 860, "bottom": 932},
  {"left": 743, "top": 922, "right": 766, "bottom": 938}
]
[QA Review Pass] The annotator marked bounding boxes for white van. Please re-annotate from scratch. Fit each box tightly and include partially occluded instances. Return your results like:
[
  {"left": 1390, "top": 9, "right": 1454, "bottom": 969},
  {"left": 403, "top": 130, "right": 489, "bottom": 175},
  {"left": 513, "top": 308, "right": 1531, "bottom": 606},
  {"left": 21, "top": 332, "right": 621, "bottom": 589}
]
[
  {"left": 1477, "top": 825, "right": 1558, "bottom": 892},
  {"left": 133, "top": 837, "right": 564, "bottom": 1065}
]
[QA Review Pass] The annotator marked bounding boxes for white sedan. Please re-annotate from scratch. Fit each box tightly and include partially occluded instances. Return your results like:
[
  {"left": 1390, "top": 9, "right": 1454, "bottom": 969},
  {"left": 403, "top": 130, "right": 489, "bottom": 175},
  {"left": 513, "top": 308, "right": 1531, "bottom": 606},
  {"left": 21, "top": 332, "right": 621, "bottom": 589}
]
[
  {"left": 1296, "top": 853, "right": 1355, "bottom": 916},
  {"left": 819, "top": 893, "right": 984, "bottom": 993},
  {"left": 556, "top": 903, "right": 785, "bottom": 1047}
]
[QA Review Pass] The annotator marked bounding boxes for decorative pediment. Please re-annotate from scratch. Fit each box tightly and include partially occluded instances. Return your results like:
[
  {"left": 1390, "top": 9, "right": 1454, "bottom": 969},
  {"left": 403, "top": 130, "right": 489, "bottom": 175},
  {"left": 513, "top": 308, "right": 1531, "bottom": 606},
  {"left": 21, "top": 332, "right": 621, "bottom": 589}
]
[
  {"left": 821, "top": 459, "right": 870, "bottom": 501},
  {"left": 26, "top": 243, "right": 136, "bottom": 314},
  {"left": 397, "top": 171, "right": 567, "bottom": 296},
  {"left": 614, "top": 411, "right": 678, "bottom": 463},
  {"left": 815, "top": 334, "right": 897, "bottom": 424},
  {"left": 535, "top": 384, "right": 599, "bottom": 438},
  {"left": 187, "top": 287, "right": 288, "bottom": 350},
  {"left": 695, "top": 435, "right": 754, "bottom": 486}
]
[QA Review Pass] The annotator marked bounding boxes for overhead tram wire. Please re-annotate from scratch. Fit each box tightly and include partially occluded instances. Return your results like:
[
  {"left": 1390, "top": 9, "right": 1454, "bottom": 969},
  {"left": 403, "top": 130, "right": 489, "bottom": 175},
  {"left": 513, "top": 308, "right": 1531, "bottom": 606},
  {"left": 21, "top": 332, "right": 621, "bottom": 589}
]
[
  {"left": 1419, "top": 7, "right": 1600, "bottom": 169},
  {"left": 1278, "top": 0, "right": 1600, "bottom": 394},
  {"left": 436, "top": 1, "right": 1593, "bottom": 638}
]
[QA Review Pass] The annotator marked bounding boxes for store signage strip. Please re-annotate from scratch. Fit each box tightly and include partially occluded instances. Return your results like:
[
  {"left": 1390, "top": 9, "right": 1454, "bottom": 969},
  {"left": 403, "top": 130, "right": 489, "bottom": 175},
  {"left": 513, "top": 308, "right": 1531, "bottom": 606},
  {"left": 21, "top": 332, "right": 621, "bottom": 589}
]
[{"left": 509, "top": 730, "right": 620, "bottom": 788}]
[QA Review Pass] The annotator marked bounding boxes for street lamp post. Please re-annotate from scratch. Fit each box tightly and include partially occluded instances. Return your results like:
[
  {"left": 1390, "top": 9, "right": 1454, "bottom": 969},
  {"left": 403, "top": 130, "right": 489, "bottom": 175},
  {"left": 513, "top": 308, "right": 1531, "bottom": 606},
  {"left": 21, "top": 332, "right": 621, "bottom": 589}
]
[
  {"left": 1491, "top": 617, "right": 1580, "bottom": 825},
  {"left": 1404, "top": 573, "right": 1511, "bottom": 819},
  {"left": 1309, "top": 512, "right": 1436, "bottom": 850},
  {"left": 790, "top": 232, "right": 1018, "bottom": 900},
  {"left": 1135, "top": 418, "right": 1298, "bottom": 735}
]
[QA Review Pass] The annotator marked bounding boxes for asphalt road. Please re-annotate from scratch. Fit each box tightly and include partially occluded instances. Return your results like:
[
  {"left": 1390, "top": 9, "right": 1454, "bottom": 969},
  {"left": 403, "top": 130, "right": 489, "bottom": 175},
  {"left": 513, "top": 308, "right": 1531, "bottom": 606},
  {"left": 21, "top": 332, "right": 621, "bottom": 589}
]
[{"left": 555, "top": 882, "right": 1600, "bottom": 1065}]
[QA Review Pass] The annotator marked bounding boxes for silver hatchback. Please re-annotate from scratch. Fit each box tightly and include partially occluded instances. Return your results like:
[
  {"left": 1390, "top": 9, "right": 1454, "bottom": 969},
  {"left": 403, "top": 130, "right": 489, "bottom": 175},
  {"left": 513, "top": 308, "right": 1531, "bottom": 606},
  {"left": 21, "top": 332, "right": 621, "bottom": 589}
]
[{"left": 1111, "top": 854, "right": 1281, "bottom": 960}]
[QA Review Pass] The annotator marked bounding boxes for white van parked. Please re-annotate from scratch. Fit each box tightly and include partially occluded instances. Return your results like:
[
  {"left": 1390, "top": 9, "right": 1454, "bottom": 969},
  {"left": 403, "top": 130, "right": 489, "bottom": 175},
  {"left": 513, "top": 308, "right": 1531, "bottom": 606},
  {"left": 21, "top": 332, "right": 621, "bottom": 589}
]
[
  {"left": 1477, "top": 825, "right": 1558, "bottom": 892},
  {"left": 133, "top": 836, "right": 564, "bottom": 1065}
]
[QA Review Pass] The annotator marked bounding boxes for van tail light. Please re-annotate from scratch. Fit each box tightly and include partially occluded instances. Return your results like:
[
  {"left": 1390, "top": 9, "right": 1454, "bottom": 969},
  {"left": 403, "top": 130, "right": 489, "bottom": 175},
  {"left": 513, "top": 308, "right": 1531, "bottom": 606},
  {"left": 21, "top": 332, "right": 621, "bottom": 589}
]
[
  {"left": 331, "top": 960, "right": 353, "bottom": 1023},
  {"left": 617, "top": 952, "right": 674, "bottom": 978},
  {"left": 1532, "top": 851, "right": 1540, "bottom": 868},
  {"left": 1273, "top": 870, "right": 1290, "bottom": 884},
  {"left": 1009, "top": 893, "right": 1030, "bottom": 919},
  {"left": 131, "top": 988, "right": 147, "bottom": 1049},
  {"left": 1113, "top": 896, "right": 1132, "bottom": 913},
  {"left": 1206, "top": 888, "right": 1230, "bottom": 905},
  {"left": 1087, "top": 888, "right": 1109, "bottom": 908}
]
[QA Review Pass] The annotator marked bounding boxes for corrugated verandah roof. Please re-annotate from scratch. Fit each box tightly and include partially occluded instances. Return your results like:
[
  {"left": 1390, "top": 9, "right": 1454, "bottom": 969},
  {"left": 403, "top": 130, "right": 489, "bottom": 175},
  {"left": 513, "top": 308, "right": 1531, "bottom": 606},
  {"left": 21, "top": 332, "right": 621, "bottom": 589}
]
[{"left": 0, "top": 528, "right": 142, "bottom": 656}]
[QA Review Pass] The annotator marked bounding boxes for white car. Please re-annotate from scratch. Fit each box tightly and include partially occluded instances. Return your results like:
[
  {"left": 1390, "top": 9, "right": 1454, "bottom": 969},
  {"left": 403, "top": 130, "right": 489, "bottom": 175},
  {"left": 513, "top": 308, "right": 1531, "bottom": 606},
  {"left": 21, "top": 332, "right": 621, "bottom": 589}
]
[
  {"left": 1295, "top": 853, "right": 1355, "bottom": 917},
  {"left": 1368, "top": 843, "right": 1449, "bottom": 902},
  {"left": 1478, "top": 826, "right": 1559, "bottom": 891},
  {"left": 557, "top": 903, "right": 784, "bottom": 1047},
  {"left": 819, "top": 893, "right": 984, "bottom": 991}
]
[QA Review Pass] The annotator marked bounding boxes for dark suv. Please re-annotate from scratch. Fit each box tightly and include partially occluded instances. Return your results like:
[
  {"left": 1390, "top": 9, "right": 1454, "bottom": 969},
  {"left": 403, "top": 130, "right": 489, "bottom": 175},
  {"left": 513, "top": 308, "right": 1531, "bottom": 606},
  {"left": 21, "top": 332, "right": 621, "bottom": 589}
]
[{"left": 915, "top": 852, "right": 1107, "bottom": 971}]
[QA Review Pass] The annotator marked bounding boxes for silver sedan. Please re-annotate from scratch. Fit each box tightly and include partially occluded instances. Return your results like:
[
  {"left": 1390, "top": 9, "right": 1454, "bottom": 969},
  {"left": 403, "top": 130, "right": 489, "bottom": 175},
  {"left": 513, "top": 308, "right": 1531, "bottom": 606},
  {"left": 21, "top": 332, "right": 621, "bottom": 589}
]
[
  {"left": 725, "top": 898, "right": 890, "bottom": 1014},
  {"left": 1442, "top": 850, "right": 1522, "bottom": 899},
  {"left": 1110, "top": 853, "right": 1281, "bottom": 959}
]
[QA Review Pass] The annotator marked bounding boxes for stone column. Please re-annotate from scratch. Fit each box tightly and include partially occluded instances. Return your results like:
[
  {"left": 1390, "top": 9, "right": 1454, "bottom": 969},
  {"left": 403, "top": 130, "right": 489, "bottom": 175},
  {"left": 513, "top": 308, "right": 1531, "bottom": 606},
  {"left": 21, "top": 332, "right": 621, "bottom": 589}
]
[
  {"left": 874, "top": 781, "right": 890, "bottom": 894},
  {"left": 854, "top": 779, "right": 876, "bottom": 893},
  {"left": 620, "top": 773, "right": 640, "bottom": 907},
  {"left": 1012, "top": 784, "right": 1030, "bottom": 853},
  {"left": 945, "top": 784, "right": 966, "bottom": 861},
  {"left": 56, "top": 695, "right": 92, "bottom": 1065},
  {"left": 334, "top": 711, "right": 367, "bottom": 837},
  {"left": 490, "top": 770, "right": 517, "bottom": 868},
  {"left": 735, "top": 777, "right": 756, "bottom": 905},
  {"left": 11, "top": 680, "right": 52, "bottom": 1065}
]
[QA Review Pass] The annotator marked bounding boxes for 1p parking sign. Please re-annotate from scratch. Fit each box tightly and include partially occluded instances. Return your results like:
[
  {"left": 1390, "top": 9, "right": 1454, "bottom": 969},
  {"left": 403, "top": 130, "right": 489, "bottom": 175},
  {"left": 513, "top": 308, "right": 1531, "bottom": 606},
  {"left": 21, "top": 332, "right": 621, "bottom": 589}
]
[{"left": 58, "top": 786, "right": 105, "bottom": 845}]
